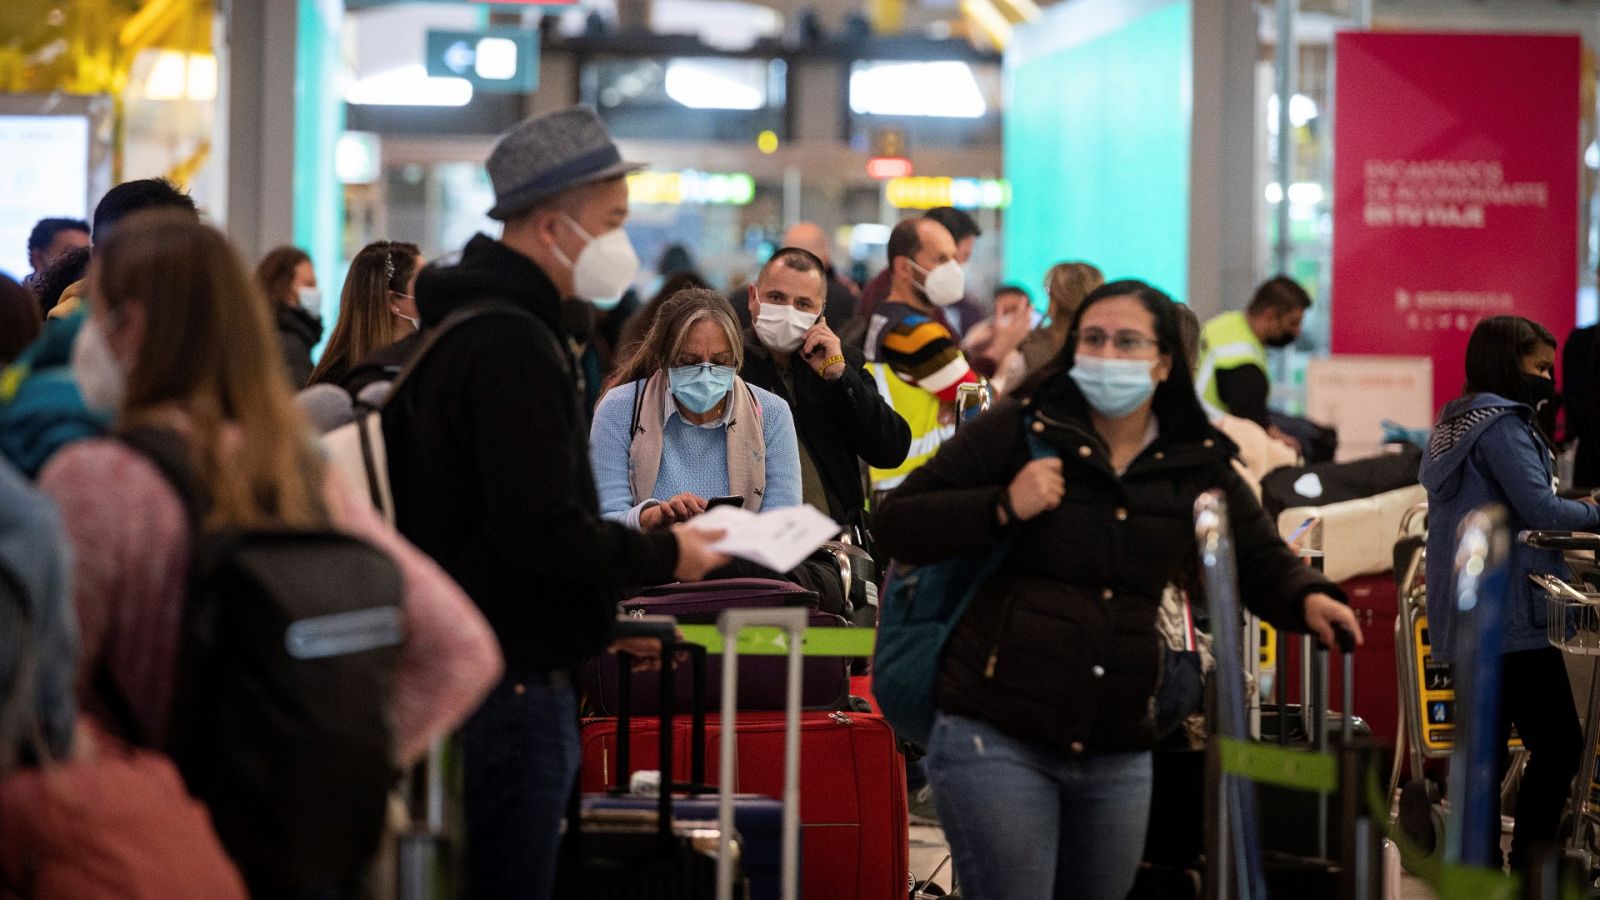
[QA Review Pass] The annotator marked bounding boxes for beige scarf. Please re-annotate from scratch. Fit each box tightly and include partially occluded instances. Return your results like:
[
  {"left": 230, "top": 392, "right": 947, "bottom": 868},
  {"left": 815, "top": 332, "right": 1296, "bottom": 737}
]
[{"left": 627, "top": 370, "right": 768, "bottom": 512}]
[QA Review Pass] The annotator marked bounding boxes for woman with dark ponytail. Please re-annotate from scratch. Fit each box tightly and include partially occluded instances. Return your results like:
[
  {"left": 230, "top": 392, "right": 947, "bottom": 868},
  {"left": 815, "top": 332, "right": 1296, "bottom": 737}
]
[{"left": 1421, "top": 314, "right": 1588, "bottom": 869}]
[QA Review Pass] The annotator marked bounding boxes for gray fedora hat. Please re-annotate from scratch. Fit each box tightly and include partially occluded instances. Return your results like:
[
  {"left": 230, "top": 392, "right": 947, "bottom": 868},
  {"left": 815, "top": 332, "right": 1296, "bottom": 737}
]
[{"left": 485, "top": 105, "right": 646, "bottom": 220}]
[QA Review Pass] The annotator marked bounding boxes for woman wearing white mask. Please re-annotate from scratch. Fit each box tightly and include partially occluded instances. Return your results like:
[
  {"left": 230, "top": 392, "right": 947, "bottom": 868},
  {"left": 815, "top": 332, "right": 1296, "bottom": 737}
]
[
  {"left": 39, "top": 210, "right": 503, "bottom": 893},
  {"left": 255, "top": 245, "right": 322, "bottom": 388},
  {"left": 591, "top": 287, "right": 802, "bottom": 531},
  {"left": 875, "top": 280, "right": 1363, "bottom": 900},
  {"left": 308, "top": 241, "right": 423, "bottom": 390}
]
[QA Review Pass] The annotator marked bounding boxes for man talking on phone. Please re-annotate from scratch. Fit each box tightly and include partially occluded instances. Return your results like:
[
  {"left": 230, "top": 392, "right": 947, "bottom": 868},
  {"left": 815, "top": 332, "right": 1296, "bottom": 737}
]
[{"left": 739, "top": 247, "right": 911, "bottom": 536}]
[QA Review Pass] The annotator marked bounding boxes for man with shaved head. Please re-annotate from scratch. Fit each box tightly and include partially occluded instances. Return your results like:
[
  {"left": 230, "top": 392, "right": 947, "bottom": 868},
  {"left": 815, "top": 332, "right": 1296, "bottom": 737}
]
[{"left": 735, "top": 222, "right": 860, "bottom": 332}]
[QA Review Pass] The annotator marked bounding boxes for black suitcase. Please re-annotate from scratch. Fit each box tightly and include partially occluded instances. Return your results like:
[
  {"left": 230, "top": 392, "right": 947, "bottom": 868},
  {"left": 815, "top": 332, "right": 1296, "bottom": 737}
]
[
  {"left": 554, "top": 617, "right": 741, "bottom": 899},
  {"left": 1258, "top": 444, "right": 1422, "bottom": 519}
]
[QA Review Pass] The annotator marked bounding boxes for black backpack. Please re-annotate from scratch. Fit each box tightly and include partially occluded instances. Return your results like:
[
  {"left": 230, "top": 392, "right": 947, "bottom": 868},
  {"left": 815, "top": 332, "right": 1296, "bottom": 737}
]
[{"left": 114, "top": 428, "right": 406, "bottom": 892}]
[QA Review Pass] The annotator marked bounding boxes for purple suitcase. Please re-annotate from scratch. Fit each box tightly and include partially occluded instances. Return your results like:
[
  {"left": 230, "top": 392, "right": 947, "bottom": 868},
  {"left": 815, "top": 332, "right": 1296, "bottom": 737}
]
[{"left": 583, "top": 578, "right": 851, "bottom": 714}]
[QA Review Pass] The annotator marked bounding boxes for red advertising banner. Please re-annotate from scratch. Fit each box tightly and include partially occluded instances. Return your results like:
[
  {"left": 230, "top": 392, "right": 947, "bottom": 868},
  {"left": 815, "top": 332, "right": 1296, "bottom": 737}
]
[{"left": 1332, "top": 32, "right": 1580, "bottom": 412}]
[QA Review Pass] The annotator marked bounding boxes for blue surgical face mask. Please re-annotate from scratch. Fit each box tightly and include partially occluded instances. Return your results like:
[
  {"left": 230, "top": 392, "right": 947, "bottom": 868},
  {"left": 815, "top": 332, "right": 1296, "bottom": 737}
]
[
  {"left": 668, "top": 363, "right": 736, "bottom": 415},
  {"left": 1069, "top": 354, "right": 1158, "bottom": 419}
]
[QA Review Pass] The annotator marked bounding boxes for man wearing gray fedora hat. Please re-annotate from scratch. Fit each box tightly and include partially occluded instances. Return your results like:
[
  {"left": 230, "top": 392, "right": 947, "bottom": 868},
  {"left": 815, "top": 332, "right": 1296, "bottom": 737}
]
[{"left": 381, "top": 105, "right": 730, "bottom": 899}]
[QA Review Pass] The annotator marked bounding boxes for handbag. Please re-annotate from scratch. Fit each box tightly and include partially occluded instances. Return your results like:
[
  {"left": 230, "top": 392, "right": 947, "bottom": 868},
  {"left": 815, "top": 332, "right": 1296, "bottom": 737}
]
[{"left": 871, "top": 412, "right": 1054, "bottom": 746}]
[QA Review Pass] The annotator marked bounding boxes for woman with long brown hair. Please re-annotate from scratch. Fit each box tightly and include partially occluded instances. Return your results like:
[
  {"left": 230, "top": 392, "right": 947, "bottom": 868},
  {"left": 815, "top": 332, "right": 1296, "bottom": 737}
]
[
  {"left": 256, "top": 245, "right": 321, "bottom": 388},
  {"left": 1017, "top": 261, "right": 1105, "bottom": 376},
  {"left": 37, "top": 211, "right": 501, "bottom": 884},
  {"left": 308, "top": 241, "right": 422, "bottom": 388}
]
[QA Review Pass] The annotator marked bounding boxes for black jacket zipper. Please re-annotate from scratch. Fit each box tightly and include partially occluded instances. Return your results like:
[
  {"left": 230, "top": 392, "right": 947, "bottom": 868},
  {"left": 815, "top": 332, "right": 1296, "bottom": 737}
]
[{"left": 984, "top": 593, "right": 1018, "bottom": 679}]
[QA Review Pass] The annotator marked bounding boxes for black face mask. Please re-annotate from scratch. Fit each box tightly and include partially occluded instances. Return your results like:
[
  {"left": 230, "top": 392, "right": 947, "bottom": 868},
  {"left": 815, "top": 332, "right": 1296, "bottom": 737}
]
[
  {"left": 1264, "top": 332, "right": 1297, "bottom": 349},
  {"left": 1522, "top": 372, "right": 1561, "bottom": 438},
  {"left": 561, "top": 297, "right": 597, "bottom": 344}
]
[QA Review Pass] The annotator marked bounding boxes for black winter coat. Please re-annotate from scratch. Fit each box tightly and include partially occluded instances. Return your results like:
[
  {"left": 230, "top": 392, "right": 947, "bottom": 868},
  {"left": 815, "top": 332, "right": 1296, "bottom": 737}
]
[
  {"left": 382, "top": 234, "right": 678, "bottom": 673},
  {"left": 876, "top": 380, "right": 1342, "bottom": 755},
  {"left": 739, "top": 331, "right": 911, "bottom": 525},
  {"left": 276, "top": 305, "right": 321, "bottom": 389}
]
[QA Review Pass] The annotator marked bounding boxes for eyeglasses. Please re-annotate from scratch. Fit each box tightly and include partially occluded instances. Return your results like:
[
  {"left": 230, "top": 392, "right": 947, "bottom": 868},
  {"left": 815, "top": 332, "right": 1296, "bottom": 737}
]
[{"left": 1073, "top": 328, "right": 1160, "bottom": 355}]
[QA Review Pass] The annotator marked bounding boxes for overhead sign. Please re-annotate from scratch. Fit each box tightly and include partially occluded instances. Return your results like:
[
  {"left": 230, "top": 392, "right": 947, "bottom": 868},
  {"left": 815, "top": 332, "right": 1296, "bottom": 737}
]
[
  {"left": 628, "top": 170, "right": 756, "bottom": 206},
  {"left": 1331, "top": 33, "right": 1579, "bottom": 410},
  {"left": 425, "top": 29, "right": 538, "bottom": 93},
  {"left": 886, "top": 176, "right": 1010, "bottom": 210}
]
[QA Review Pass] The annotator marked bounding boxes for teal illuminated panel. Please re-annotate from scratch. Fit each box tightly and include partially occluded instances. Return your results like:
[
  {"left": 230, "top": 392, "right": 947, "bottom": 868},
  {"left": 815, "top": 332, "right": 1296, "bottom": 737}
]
[
  {"left": 295, "top": 0, "right": 346, "bottom": 359},
  {"left": 1004, "top": 0, "right": 1191, "bottom": 307}
]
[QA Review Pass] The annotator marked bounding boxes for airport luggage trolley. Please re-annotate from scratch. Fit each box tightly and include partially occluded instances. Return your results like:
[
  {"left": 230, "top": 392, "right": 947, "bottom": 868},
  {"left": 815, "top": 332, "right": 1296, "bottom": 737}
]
[
  {"left": 1390, "top": 503, "right": 1526, "bottom": 864},
  {"left": 1523, "top": 529, "right": 1600, "bottom": 880}
]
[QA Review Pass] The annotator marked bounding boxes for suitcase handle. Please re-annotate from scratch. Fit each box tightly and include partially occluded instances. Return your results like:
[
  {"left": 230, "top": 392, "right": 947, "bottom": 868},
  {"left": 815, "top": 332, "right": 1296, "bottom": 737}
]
[{"left": 716, "top": 607, "right": 806, "bottom": 900}]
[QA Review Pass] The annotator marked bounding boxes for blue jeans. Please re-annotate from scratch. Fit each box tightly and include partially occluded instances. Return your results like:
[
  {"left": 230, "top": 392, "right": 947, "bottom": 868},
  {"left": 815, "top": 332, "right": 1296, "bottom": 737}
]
[
  {"left": 463, "top": 671, "right": 580, "bottom": 900},
  {"left": 925, "top": 712, "right": 1153, "bottom": 900}
]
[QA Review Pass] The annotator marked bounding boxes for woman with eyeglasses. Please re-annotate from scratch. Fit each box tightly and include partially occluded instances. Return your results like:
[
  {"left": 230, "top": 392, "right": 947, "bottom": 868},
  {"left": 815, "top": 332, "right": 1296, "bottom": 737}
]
[
  {"left": 875, "top": 280, "right": 1362, "bottom": 900},
  {"left": 307, "top": 241, "right": 424, "bottom": 390},
  {"left": 591, "top": 287, "right": 801, "bottom": 531}
]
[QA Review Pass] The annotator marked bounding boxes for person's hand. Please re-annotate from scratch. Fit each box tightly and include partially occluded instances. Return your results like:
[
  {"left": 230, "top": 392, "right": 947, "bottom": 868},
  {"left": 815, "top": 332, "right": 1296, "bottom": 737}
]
[
  {"left": 992, "top": 294, "right": 1033, "bottom": 354},
  {"left": 640, "top": 492, "right": 708, "bottom": 530},
  {"left": 1267, "top": 425, "right": 1302, "bottom": 454},
  {"left": 1303, "top": 592, "right": 1364, "bottom": 650},
  {"left": 1004, "top": 457, "right": 1065, "bottom": 522},
  {"left": 801, "top": 318, "right": 847, "bottom": 381},
  {"left": 672, "top": 523, "right": 730, "bottom": 581}
]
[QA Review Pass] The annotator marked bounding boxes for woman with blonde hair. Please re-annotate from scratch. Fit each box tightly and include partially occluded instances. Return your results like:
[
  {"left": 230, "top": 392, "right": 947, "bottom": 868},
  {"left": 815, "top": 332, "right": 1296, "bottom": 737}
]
[
  {"left": 592, "top": 287, "right": 800, "bottom": 531},
  {"left": 308, "top": 240, "right": 422, "bottom": 389},
  {"left": 39, "top": 210, "right": 501, "bottom": 894},
  {"left": 1018, "top": 261, "right": 1105, "bottom": 376}
]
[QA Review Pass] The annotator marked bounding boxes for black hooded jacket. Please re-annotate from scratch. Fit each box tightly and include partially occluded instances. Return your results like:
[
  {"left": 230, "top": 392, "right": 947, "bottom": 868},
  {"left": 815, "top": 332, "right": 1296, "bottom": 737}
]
[
  {"left": 876, "top": 374, "right": 1341, "bottom": 755},
  {"left": 381, "top": 234, "right": 678, "bottom": 673}
]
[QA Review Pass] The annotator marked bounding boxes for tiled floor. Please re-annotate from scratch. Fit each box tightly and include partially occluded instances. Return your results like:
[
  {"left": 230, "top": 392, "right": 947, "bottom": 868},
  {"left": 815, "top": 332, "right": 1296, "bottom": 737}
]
[{"left": 907, "top": 823, "right": 1440, "bottom": 898}]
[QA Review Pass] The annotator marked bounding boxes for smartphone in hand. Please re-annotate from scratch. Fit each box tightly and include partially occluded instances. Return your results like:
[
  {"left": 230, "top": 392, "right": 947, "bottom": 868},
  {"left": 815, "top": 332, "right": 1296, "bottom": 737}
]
[{"left": 707, "top": 495, "right": 746, "bottom": 509}]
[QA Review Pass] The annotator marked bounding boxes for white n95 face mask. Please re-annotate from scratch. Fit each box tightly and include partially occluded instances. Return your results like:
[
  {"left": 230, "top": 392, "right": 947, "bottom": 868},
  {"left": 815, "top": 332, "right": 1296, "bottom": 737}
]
[
  {"left": 71, "top": 316, "right": 127, "bottom": 414},
  {"left": 911, "top": 259, "right": 966, "bottom": 307},
  {"left": 754, "top": 303, "right": 819, "bottom": 354},
  {"left": 555, "top": 214, "right": 640, "bottom": 305}
]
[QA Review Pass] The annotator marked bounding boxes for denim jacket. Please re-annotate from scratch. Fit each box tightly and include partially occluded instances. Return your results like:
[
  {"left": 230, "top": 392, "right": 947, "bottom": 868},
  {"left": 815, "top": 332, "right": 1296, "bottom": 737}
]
[{"left": 1420, "top": 393, "right": 1600, "bottom": 661}]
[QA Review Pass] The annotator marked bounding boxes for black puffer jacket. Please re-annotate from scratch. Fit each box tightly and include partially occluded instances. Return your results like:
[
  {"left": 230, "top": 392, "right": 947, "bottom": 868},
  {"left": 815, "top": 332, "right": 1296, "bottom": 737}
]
[{"left": 876, "top": 379, "right": 1342, "bottom": 756}]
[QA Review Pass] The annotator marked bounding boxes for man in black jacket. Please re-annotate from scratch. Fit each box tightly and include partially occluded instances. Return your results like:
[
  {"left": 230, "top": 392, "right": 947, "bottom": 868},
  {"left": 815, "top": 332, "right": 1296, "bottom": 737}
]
[
  {"left": 381, "top": 106, "right": 728, "bottom": 900},
  {"left": 739, "top": 247, "right": 911, "bottom": 533}
]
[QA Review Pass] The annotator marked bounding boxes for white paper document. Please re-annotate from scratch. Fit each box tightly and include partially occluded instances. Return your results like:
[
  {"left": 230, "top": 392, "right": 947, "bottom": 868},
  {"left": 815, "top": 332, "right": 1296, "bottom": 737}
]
[{"left": 687, "top": 503, "right": 843, "bottom": 573}]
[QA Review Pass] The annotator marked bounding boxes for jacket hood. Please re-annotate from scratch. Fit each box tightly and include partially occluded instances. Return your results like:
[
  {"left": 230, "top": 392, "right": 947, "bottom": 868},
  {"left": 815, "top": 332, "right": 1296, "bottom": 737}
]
[
  {"left": 415, "top": 233, "right": 564, "bottom": 329},
  {"left": 1420, "top": 392, "right": 1529, "bottom": 500}
]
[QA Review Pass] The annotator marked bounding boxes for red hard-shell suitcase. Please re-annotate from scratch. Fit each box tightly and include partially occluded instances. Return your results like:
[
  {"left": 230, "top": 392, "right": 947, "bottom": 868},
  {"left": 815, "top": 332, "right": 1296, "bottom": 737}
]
[
  {"left": 580, "top": 709, "right": 909, "bottom": 900},
  {"left": 1280, "top": 573, "right": 1399, "bottom": 745}
]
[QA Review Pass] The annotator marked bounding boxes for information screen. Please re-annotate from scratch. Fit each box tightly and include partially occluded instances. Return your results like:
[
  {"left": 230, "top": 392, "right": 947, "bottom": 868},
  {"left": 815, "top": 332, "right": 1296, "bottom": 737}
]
[{"left": 0, "top": 115, "right": 91, "bottom": 282}]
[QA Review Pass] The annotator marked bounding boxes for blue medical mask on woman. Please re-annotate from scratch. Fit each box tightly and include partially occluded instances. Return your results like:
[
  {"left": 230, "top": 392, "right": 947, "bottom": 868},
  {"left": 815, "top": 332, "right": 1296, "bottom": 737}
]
[
  {"left": 1069, "top": 355, "right": 1158, "bottom": 419},
  {"left": 668, "top": 363, "right": 737, "bottom": 415}
]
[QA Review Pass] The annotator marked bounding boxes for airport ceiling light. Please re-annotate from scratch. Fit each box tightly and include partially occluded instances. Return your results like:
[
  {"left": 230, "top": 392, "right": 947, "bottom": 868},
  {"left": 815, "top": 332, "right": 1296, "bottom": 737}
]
[
  {"left": 139, "top": 50, "right": 218, "bottom": 102},
  {"left": 1267, "top": 93, "right": 1319, "bottom": 132},
  {"left": 664, "top": 59, "right": 765, "bottom": 110},
  {"left": 959, "top": 0, "right": 1013, "bottom": 51},
  {"left": 850, "top": 61, "right": 986, "bottom": 119},
  {"left": 346, "top": 64, "right": 473, "bottom": 106}
]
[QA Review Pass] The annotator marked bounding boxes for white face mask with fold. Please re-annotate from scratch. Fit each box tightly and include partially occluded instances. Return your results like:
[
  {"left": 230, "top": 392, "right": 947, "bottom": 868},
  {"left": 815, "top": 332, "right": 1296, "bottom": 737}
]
[
  {"left": 754, "top": 303, "right": 819, "bottom": 354},
  {"left": 909, "top": 259, "right": 966, "bottom": 307},
  {"left": 553, "top": 214, "right": 640, "bottom": 305},
  {"left": 71, "top": 316, "right": 127, "bottom": 413}
]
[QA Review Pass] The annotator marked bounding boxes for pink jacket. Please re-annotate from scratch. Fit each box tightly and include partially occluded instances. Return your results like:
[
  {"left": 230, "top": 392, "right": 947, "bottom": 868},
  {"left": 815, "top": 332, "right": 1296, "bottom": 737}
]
[{"left": 40, "top": 438, "right": 503, "bottom": 765}]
